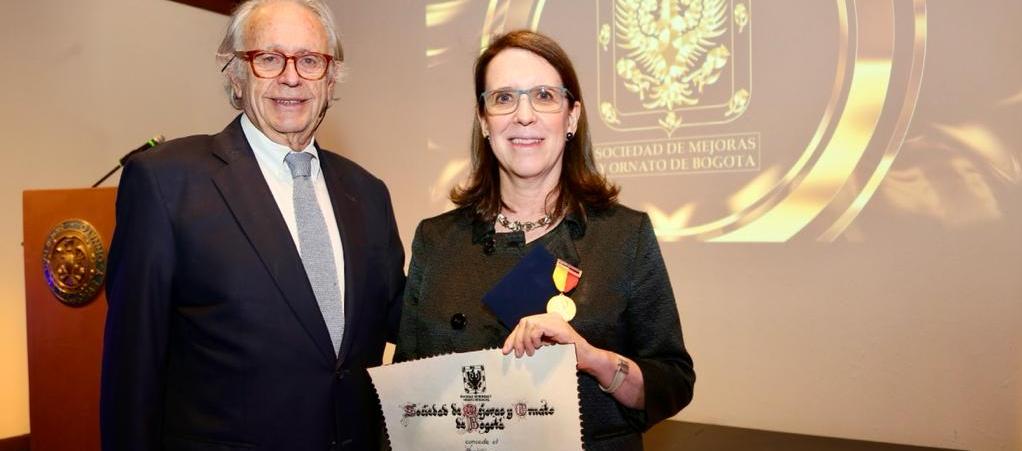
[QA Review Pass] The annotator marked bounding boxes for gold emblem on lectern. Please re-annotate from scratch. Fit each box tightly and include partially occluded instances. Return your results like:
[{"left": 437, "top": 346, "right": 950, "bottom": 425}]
[{"left": 42, "top": 219, "right": 106, "bottom": 306}]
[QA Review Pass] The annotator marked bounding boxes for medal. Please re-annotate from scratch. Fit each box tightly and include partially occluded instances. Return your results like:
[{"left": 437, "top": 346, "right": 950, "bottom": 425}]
[
  {"left": 547, "top": 259, "right": 581, "bottom": 321},
  {"left": 546, "top": 294, "right": 576, "bottom": 322}
]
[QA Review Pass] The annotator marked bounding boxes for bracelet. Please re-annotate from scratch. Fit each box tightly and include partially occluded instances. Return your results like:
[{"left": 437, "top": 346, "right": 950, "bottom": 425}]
[{"left": 598, "top": 355, "right": 629, "bottom": 394}]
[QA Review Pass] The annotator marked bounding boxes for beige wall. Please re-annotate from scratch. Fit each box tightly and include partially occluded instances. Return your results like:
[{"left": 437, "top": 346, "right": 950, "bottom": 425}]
[{"left": 1, "top": 1, "right": 1020, "bottom": 450}]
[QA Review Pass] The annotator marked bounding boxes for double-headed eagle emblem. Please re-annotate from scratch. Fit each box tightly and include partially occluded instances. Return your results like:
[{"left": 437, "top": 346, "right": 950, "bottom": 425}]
[
  {"left": 615, "top": 0, "right": 730, "bottom": 110},
  {"left": 462, "top": 365, "right": 486, "bottom": 394}
]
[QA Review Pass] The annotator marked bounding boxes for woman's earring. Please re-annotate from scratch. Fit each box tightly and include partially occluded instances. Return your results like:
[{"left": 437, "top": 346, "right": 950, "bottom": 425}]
[{"left": 566, "top": 132, "right": 574, "bottom": 140}]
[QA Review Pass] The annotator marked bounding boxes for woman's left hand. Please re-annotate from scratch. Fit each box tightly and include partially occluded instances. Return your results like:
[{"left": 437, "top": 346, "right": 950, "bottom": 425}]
[
  {"left": 501, "top": 313, "right": 589, "bottom": 359},
  {"left": 503, "top": 313, "right": 646, "bottom": 409}
]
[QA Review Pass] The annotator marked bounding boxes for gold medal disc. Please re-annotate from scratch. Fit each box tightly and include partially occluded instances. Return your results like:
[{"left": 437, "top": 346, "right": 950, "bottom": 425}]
[{"left": 546, "top": 293, "right": 577, "bottom": 322}]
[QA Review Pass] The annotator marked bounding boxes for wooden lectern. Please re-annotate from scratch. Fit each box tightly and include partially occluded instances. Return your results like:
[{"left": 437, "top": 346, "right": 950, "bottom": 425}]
[{"left": 23, "top": 188, "right": 116, "bottom": 451}]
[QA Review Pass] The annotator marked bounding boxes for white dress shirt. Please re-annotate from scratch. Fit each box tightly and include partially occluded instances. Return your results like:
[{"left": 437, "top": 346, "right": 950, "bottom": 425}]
[{"left": 240, "top": 114, "right": 346, "bottom": 312}]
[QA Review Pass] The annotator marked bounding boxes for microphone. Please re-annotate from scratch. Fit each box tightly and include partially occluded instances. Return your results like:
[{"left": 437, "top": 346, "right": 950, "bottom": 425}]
[
  {"left": 119, "top": 135, "right": 165, "bottom": 166},
  {"left": 92, "top": 135, "right": 165, "bottom": 187}
]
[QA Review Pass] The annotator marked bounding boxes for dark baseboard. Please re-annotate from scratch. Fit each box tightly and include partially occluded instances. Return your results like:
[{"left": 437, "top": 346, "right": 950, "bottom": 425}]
[
  {"left": 3, "top": 424, "right": 961, "bottom": 451},
  {"left": 0, "top": 435, "right": 29, "bottom": 451},
  {"left": 644, "top": 422, "right": 960, "bottom": 451}
]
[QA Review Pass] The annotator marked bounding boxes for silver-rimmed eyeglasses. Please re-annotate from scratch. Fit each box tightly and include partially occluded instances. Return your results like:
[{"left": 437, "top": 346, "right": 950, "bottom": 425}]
[
  {"left": 222, "top": 50, "right": 334, "bottom": 80},
  {"left": 480, "top": 85, "right": 572, "bottom": 115}
]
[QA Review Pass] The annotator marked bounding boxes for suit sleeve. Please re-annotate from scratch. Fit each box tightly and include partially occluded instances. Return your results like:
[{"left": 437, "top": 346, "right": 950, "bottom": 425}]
[
  {"left": 378, "top": 182, "right": 406, "bottom": 343},
  {"left": 392, "top": 222, "right": 426, "bottom": 361},
  {"left": 621, "top": 213, "right": 696, "bottom": 430},
  {"left": 100, "top": 158, "right": 175, "bottom": 451}
]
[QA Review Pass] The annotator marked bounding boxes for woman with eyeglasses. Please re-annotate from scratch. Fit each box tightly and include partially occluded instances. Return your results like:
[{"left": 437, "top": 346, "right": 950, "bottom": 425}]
[{"left": 394, "top": 30, "right": 695, "bottom": 450}]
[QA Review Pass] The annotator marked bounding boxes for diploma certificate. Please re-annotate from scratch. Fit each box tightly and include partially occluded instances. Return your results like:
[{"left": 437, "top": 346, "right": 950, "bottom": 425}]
[{"left": 368, "top": 345, "right": 583, "bottom": 451}]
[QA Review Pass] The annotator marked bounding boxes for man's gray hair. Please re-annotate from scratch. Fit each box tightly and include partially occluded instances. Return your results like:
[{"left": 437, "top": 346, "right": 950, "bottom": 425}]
[{"left": 216, "top": 0, "right": 345, "bottom": 109}]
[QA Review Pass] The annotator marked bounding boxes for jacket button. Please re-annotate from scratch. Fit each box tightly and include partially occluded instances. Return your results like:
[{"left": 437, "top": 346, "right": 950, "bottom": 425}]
[
  {"left": 335, "top": 369, "right": 347, "bottom": 381},
  {"left": 450, "top": 313, "right": 467, "bottom": 330}
]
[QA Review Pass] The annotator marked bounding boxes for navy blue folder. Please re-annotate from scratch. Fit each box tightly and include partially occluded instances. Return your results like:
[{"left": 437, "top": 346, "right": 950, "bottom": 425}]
[{"left": 483, "top": 245, "right": 558, "bottom": 329}]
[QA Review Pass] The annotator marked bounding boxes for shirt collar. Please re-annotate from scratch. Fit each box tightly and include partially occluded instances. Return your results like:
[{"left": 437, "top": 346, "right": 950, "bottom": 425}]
[{"left": 240, "top": 113, "right": 320, "bottom": 182}]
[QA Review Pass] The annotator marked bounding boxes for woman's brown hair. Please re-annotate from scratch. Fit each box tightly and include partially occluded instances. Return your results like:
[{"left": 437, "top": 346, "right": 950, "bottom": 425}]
[{"left": 450, "top": 30, "right": 618, "bottom": 222}]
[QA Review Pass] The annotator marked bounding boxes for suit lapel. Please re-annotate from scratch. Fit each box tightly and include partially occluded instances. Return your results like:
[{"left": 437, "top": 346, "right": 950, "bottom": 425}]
[
  {"left": 318, "top": 152, "right": 366, "bottom": 366},
  {"left": 545, "top": 223, "right": 582, "bottom": 269},
  {"left": 209, "top": 118, "right": 336, "bottom": 363}
]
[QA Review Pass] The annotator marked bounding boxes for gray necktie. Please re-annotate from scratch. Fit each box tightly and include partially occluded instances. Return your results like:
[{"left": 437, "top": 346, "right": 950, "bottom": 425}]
[{"left": 285, "top": 151, "right": 344, "bottom": 355}]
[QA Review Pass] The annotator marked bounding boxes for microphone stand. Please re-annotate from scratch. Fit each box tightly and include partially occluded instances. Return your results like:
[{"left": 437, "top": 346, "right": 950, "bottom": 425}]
[{"left": 92, "top": 135, "right": 164, "bottom": 187}]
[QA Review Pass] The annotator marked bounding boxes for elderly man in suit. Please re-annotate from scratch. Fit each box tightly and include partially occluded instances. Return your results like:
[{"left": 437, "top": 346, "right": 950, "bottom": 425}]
[{"left": 99, "top": 1, "right": 404, "bottom": 449}]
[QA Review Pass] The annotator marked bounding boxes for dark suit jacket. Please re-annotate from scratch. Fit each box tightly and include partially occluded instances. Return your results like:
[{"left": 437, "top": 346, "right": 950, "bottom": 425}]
[
  {"left": 395, "top": 205, "right": 695, "bottom": 451},
  {"left": 100, "top": 117, "right": 405, "bottom": 451}
]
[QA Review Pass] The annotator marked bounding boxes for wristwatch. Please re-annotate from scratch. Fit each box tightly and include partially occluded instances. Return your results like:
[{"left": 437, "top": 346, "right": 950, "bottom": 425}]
[{"left": 599, "top": 355, "right": 629, "bottom": 394}]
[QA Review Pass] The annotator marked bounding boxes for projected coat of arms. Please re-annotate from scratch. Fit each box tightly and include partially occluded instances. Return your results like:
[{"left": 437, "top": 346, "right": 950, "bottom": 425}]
[
  {"left": 425, "top": 0, "right": 927, "bottom": 242},
  {"left": 597, "top": 0, "right": 751, "bottom": 136}
]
